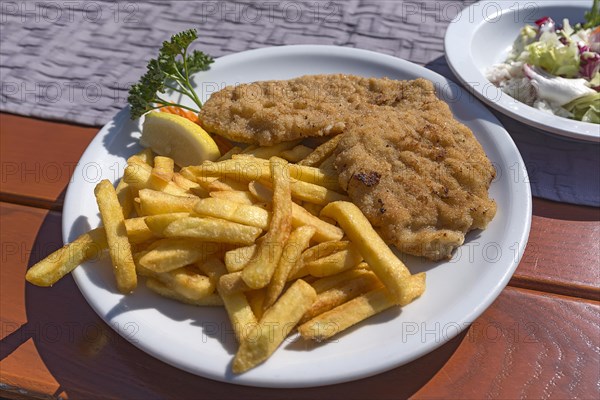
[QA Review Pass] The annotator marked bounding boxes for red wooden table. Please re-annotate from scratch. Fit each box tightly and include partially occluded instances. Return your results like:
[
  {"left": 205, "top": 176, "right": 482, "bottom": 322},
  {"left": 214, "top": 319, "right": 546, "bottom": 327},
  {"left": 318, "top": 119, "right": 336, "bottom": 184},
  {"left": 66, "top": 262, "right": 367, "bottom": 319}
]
[{"left": 1, "top": 112, "right": 599, "bottom": 399}]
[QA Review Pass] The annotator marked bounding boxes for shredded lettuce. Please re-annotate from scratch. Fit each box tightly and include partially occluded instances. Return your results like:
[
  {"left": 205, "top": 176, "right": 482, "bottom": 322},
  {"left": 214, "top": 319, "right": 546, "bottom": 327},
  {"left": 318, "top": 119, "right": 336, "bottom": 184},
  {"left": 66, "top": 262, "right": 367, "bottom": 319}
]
[
  {"left": 508, "top": 25, "right": 537, "bottom": 61},
  {"left": 526, "top": 34, "right": 580, "bottom": 78},
  {"left": 591, "top": 71, "right": 600, "bottom": 87},
  {"left": 563, "top": 93, "right": 600, "bottom": 123}
]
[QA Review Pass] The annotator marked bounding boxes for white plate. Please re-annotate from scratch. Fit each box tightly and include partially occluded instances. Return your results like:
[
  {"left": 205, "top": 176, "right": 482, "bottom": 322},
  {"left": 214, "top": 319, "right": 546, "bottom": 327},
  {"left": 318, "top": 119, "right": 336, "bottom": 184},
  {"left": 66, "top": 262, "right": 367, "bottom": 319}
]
[
  {"left": 64, "top": 45, "right": 531, "bottom": 387},
  {"left": 445, "top": 0, "right": 599, "bottom": 142}
]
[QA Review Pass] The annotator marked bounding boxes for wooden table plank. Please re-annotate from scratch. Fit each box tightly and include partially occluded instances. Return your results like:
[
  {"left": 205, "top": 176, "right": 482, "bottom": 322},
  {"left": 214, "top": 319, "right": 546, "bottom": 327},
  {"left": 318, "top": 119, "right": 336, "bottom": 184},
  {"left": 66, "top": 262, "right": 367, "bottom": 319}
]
[
  {"left": 510, "top": 199, "right": 600, "bottom": 300},
  {"left": 1, "top": 203, "right": 59, "bottom": 336},
  {"left": 7, "top": 280, "right": 600, "bottom": 399},
  {"left": 0, "top": 113, "right": 97, "bottom": 209},
  {"left": 1, "top": 201, "right": 598, "bottom": 399},
  {"left": 413, "top": 288, "right": 600, "bottom": 399},
  {"left": 1, "top": 339, "right": 62, "bottom": 400}
]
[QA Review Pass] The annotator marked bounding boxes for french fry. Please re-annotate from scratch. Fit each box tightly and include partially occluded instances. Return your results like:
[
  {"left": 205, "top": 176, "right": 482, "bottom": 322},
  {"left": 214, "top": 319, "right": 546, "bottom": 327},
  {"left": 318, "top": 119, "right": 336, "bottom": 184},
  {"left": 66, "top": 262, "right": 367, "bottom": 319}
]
[
  {"left": 298, "top": 134, "right": 342, "bottom": 166},
  {"left": 178, "top": 166, "right": 202, "bottom": 183},
  {"left": 217, "top": 146, "right": 243, "bottom": 161},
  {"left": 318, "top": 154, "right": 335, "bottom": 172},
  {"left": 224, "top": 244, "right": 258, "bottom": 273},
  {"left": 94, "top": 179, "right": 137, "bottom": 293},
  {"left": 287, "top": 264, "right": 309, "bottom": 281},
  {"left": 301, "top": 241, "right": 349, "bottom": 265},
  {"left": 189, "top": 175, "right": 218, "bottom": 190},
  {"left": 25, "top": 227, "right": 108, "bottom": 287},
  {"left": 286, "top": 164, "right": 340, "bottom": 192},
  {"left": 124, "top": 161, "right": 188, "bottom": 196},
  {"left": 288, "top": 240, "right": 348, "bottom": 280},
  {"left": 172, "top": 172, "right": 210, "bottom": 197},
  {"left": 124, "top": 216, "right": 156, "bottom": 244},
  {"left": 309, "top": 264, "right": 370, "bottom": 293},
  {"left": 163, "top": 217, "right": 262, "bottom": 245},
  {"left": 187, "top": 157, "right": 270, "bottom": 183},
  {"left": 132, "top": 187, "right": 143, "bottom": 216},
  {"left": 249, "top": 181, "right": 343, "bottom": 242},
  {"left": 241, "top": 144, "right": 259, "bottom": 154},
  {"left": 245, "top": 289, "right": 267, "bottom": 320},
  {"left": 240, "top": 140, "right": 301, "bottom": 159},
  {"left": 302, "top": 202, "right": 323, "bottom": 217},
  {"left": 265, "top": 225, "right": 316, "bottom": 309},
  {"left": 218, "top": 275, "right": 257, "bottom": 343},
  {"left": 233, "top": 155, "right": 341, "bottom": 191},
  {"left": 288, "top": 178, "right": 347, "bottom": 205},
  {"left": 194, "top": 198, "right": 269, "bottom": 229},
  {"left": 258, "top": 175, "right": 348, "bottom": 205},
  {"left": 232, "top": 279, "right": 316, "bottom": 373},
  {"left": 115, "top": 178, "right": 134, "bottom": 218},
  {"left": 247, "top": 180, "right": 272, "bottom": 202},
  {"left": 298, "top": 287, "right": 397, "bottom": 341},
  {"left": 191, "top": 155, "right": 342, "bottom": 193},
  {"left": 218, "top": 271, "right": 252, "bottom": 294},
  {"left": 242, "top": 157, "right": 292, "bottom": 289},
  {"left": 151, "top": 266, "right": 215, "bottom": 301},
  {"left": 150, "top": 155, "right": 175, "bottom": 187},
  {"left": 139, "top": 238, "right": 221, "bottom": 273},
  {"left": 280, "top": 145, "right": 313, "bottom": 163},
  {"left": 300, "top": 271, "right": 382, "bottom": 323},
  {"left": 144, "top": 213, "right": 190, "bottom": 236},
  {"left": 138, "top": 189, "right": 199, "bottom": 215},
  {"left": 320, "top": 201, "right": 426, "bottom": 305},
  {"left": 26, "top": 217, "right": 156, "bottom": 287},
  {"left": 207, "top": 177, "right": 250, "bottom": 192},
  {"left": 209, "top": 190, "right": 255, "bottom": 205},
  {"left": 198, "top": 257, "right": 228, "bottom": 286},
  {"left": 128, "top": 148, "right": 154, "bottom": 166},
  {"left": 305, "top": 245, "right": 364, "bottom": 277},
  {"left": 146, "top": 278, "right": 223, "bottom": 306},
  {"left": 291, "top": 203, "right": 343, "bottom": 242}
]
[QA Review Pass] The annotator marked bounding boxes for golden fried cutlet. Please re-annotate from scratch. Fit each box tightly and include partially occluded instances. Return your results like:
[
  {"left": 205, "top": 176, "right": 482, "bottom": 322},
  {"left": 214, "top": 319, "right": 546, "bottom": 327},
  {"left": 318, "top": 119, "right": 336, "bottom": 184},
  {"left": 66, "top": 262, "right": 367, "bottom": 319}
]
[
  {"left": 199, "top": 75, "right": 441, "bottom": 145},
  {"left": 335, "top": 107, "right": 497, "bottom": 261},
  {"left": 201, "top": 74, "right": 496, "bottom": 260}
]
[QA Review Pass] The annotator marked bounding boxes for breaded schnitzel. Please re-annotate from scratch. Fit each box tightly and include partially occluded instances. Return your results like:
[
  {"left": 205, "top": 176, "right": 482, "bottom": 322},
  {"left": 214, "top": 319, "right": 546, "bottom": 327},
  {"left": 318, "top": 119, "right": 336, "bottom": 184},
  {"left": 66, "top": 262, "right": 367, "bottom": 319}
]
[
  {"left": 201, "top": 74, "right": 496, "bottom": 260},
  {"left": 199, "top": 75, "right": 440, "bottom": 145},
  {"left": 335, "top": 108, "right": 497, "bottom": 261}
]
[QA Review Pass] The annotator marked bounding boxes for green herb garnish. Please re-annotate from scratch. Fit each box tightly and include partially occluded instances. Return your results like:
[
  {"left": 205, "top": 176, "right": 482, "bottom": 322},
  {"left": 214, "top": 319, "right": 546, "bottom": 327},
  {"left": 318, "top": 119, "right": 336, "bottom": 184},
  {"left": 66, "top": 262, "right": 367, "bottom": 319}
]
[
  {"left": 128, "top": 29, "right": 213, "bottom": 119},
  {"left": 584, "top": 0, "right": 600, "bottom": 29}
]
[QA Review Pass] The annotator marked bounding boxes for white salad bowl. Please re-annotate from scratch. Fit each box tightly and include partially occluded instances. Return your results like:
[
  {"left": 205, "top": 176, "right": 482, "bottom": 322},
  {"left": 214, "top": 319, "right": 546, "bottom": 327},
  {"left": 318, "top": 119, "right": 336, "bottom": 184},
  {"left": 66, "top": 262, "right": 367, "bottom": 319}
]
[{"left": 445, "top": 0, "right": 599, "bottom": 142}]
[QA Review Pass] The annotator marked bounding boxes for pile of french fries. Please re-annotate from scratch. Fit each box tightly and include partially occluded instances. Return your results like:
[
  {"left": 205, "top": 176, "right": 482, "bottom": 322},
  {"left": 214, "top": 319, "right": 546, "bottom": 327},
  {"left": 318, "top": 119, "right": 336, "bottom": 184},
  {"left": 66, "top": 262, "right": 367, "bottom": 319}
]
[{"left": 25, "top": 136, "right": 426, "bottom": 373}]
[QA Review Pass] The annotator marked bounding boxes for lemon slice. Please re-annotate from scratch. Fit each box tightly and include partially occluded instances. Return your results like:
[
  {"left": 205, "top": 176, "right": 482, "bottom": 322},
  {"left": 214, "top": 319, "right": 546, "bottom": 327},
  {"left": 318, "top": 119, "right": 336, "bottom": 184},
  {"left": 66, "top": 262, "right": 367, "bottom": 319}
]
[{"left": 140, "top": 112, "right": 220, "bottom": 167}]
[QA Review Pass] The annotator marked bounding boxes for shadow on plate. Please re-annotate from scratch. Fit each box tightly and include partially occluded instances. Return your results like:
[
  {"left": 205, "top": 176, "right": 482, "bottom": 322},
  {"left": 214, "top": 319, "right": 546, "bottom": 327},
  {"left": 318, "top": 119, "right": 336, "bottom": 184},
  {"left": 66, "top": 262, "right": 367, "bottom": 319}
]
[{"left": 100, "top": 108, "right": 142, "bottom": 158}]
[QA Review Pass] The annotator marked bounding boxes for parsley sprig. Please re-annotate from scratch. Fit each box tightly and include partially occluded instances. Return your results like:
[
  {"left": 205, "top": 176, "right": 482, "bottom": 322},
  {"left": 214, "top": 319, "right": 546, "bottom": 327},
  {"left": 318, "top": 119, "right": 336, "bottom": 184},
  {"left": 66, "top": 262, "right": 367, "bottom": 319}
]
[
  {"left": 584, "top": 0, "right": 600, "bottom": 29},
  {"left": 128, "top": 29, "right": 213, "bottom": 119}
]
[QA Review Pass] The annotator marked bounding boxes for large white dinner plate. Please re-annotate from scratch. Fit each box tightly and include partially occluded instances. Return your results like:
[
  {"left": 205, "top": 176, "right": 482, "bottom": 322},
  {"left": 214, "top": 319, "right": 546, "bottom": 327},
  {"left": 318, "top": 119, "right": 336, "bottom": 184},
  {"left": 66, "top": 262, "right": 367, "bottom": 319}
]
[
  {"left": 64, "top": 45, "right": 531, "bottom": 388},
  {"left": 445, "top": 0, "right": 599, "bottom": 142}
]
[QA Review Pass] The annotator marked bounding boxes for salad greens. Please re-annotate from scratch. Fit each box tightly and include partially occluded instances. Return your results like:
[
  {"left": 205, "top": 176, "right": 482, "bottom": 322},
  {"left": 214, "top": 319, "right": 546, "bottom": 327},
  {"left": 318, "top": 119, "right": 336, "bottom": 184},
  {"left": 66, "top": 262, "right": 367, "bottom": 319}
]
[
  {"left": 128, "top": 29, "right": 213, "bottom": 120},
  {"left": 526, "top": 36, "right": 579, "bottom": 78},
  {"left": 488, "top": 0, "right": 600, "bottom": 124},
  {"left": 564, "top": 93, "right": 600, "bottom": 123}
]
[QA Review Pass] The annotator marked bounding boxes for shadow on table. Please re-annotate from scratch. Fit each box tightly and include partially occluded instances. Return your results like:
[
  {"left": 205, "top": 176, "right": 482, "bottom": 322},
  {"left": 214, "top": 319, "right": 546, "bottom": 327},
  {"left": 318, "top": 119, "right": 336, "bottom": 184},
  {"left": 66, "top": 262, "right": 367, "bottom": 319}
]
[
  {"left": 426, "top": 56, "right": 600, "bottom": 210},
  {"left": 4, "top": 210, "right": 468, "bottom": 399}
]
